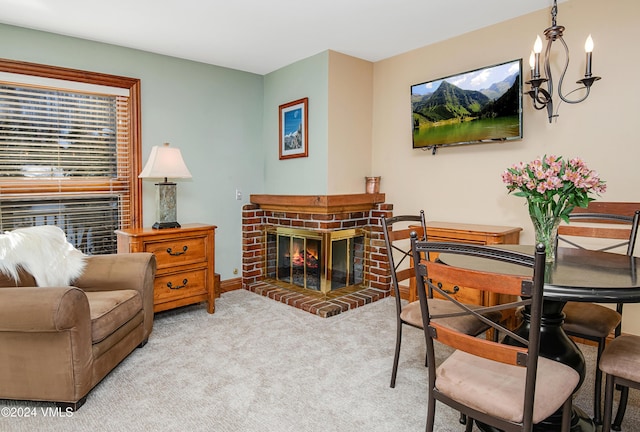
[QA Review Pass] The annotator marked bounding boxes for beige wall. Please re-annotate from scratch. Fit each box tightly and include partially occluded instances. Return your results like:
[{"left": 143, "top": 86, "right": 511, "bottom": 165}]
[
  {"left": 370, "top": 0, "right": 640, "bottom": 333},
  {"left": 327, "top": 51, "right": 374, "bottom": 194}
]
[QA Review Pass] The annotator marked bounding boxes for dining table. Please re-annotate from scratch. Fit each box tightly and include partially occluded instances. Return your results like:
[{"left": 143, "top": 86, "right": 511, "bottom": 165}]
[{"left": 437, "top": 244, "right": 640, "bottom": 432}]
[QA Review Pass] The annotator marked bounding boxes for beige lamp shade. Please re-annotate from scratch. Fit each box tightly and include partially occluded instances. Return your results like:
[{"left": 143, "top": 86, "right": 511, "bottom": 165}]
[{"left": 139, "top": 142, "right": 192, "bottom": 180}]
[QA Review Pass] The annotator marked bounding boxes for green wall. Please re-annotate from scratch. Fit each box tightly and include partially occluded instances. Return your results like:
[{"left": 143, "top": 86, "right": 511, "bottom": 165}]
[
  {"left": 0, "top": 23, "right": 264, "bottom": 279},
  {"left": 263, "top": 51, "right": 329, "bottom": 194}
]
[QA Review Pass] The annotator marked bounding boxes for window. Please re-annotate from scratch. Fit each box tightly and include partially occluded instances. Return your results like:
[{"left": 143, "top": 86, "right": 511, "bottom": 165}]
[{"left": 0, "top": 59, "right": 142, "bottom": 254}]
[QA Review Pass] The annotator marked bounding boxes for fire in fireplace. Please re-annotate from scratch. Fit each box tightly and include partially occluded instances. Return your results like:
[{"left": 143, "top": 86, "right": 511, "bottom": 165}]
[{"left": 266, "top": 227, "right": 366, "bottom": 295}]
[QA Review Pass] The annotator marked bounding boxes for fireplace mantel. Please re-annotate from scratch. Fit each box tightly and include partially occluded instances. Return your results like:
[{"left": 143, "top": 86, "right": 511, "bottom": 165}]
[{"left": 250, "top": 193, "right": 385, "bottom": 214}]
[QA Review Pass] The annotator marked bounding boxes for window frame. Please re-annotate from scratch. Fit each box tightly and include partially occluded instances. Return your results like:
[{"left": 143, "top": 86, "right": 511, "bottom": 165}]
[{"left": 0, "top": 57, "right": 143, "bottom": 231}]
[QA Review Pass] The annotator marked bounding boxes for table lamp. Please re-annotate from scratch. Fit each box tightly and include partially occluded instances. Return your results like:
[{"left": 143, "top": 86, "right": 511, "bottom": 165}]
[{"left": 139, "top": 142, "right": 192, "bottom": 229}]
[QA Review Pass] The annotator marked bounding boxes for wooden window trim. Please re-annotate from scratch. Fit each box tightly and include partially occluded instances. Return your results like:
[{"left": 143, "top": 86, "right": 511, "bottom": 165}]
[{"left": 0, "top": 57, "right": 143, "bottom": 228}]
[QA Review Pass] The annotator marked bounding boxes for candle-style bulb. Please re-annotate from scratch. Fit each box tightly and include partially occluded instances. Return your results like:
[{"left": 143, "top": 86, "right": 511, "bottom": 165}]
[
  {"left": 534, "top": 35, "right": 543, "bottom": 54},
  {"left": 585, "top": 34, "right": 594, "bottom": 53},
  {"left": 584, "top": 35, "right": 594, "bottom": 77},
  {"left": 529, "top": 51, "right": 535, "bottom": 69}
]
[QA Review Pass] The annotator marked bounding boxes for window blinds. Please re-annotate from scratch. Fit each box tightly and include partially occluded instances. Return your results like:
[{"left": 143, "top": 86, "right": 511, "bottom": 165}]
[{"left": 0, "top": 81, "right": 132, "bottom": 254}]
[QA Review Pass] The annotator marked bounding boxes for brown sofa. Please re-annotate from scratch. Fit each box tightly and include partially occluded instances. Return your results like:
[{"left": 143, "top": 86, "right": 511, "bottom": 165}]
[{"left": 0, "top": 252, "right": 156, "bottom": 410}]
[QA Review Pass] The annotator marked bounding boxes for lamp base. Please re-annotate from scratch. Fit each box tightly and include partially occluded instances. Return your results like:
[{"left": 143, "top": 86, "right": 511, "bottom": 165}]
[
  {"left": 152, "top": 221, "right": 181, "bottom": 230},
  {"left": 153, "top": 182, "right": 181, "bottom": 230}
]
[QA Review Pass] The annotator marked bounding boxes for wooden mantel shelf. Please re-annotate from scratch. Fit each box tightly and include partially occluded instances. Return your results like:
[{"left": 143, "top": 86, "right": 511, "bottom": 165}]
[{"left": 250, "top": 193, "right": 385, "bottom": 214}]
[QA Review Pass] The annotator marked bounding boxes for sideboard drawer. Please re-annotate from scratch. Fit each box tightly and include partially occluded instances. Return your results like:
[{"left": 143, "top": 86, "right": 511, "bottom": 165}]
[
  {"left": 432, "top": 281, "right": 483, "bottom": 305},
  {"left": 144, "top": 236, "right": 208, "bottom": 269}
]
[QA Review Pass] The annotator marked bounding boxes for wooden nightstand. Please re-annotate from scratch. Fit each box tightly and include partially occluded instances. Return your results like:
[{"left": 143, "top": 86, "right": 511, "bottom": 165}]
[{"left": 116, "top": 223, "right": 217, "bottom": 314}]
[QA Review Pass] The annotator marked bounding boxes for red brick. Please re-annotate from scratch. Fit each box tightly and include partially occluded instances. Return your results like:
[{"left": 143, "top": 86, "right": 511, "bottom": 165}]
[
  {"left": 312, "top": 213, "right": 333, "bottom": 221},
  {"left": 244, "top": 269, "right": 262, "bottom": 278}
]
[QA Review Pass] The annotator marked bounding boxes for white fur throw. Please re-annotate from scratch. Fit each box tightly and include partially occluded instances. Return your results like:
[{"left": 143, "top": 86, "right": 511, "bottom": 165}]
[{"left": 0, "top": 225, "right": 87, "bottom": 287}]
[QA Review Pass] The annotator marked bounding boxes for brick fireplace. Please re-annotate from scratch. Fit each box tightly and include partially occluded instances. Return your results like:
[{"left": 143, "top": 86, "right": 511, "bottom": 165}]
[{"left": 242, "top": 194, "right": 393, "bottom": 317}]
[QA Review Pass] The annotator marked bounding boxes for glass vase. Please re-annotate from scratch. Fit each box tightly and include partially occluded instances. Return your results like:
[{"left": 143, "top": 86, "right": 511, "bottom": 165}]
[{"left": 530, "top": 214, "right": 560, "bottom": 263}]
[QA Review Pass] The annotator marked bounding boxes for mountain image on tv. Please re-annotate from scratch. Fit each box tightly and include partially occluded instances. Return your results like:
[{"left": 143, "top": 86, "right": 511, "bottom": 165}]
[{"left": 411, "top": 59, "right": 522, "bottom": 149}]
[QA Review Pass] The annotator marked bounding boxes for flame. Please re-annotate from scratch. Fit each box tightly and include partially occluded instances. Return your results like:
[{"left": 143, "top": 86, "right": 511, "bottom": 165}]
[{"left": 290, "top": 243, "right": 319, "bottom": 268}]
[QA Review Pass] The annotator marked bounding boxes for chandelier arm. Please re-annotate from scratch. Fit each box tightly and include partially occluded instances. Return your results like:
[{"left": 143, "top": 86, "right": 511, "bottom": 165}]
[
  {"left": 556, "top": 36, "right": 592, "bottom": 105},
  {"left": 559, "top": 86, "right": 591, "bottom": 105},
  {"left": 543, "top": 37, "right": 556, "bottom": 122},
  {"left": 543, "top": 38, "right": 555, "bottom": 100},
  {"left": 533, "top": 87, "right": 551, "bottom": 106}
]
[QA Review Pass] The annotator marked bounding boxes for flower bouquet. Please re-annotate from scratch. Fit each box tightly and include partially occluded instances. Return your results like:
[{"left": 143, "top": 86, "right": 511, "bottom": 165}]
[{"left": 502, "top": 155, "right": 606, "bottom": 261}]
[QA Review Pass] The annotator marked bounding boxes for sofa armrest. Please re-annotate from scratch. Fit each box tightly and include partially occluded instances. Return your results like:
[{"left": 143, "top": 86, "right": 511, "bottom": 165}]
[
  {"left": 0, "top": 286, "right": 90, "bottom": 331},
  {"left": 74, "top": 253, "right": 156, "bottom": 339},
  {"left": 0, "top": 287, "right": 94, "bottom": 403},
  {"left": 74, "top": 253, "right": 156, "bottom": 292}
]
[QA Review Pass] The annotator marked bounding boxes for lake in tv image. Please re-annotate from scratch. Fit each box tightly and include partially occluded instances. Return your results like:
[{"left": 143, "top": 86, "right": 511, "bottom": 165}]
[{"left": 411, "top": 59, "right": 522, "bottom": 149}]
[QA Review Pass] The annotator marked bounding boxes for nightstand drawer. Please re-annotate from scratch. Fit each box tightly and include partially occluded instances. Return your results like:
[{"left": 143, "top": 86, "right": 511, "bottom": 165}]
[
  {"left": 154, "top": 269, "right": 208, "bottom": 303},
  {"left": 144, "top": 236, "right": 208, "bottom": 269}
]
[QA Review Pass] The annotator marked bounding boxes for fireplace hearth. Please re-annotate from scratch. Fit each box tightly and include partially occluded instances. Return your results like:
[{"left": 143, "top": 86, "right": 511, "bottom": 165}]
[{"left": 242, "top": 194, "right": 393, "bottom": 317}]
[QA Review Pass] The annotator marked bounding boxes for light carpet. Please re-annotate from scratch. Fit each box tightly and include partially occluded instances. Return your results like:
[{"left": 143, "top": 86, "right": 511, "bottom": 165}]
[{"left": 1, "top": 289, "right": 638, "bottom": 431}]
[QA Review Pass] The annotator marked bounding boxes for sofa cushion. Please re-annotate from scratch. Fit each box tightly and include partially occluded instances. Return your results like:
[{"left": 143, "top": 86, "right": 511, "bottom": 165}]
[{"left": 85, "top": 290, "right": 142, "bottom": 343}]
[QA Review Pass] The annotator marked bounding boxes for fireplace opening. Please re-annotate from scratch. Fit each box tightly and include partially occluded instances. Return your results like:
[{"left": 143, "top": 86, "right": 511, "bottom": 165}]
[{"left": 266, "top": 227, "right": 366, "bottom": 295}]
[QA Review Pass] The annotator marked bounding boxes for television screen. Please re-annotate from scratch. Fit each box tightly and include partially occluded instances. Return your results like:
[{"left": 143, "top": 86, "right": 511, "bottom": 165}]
[{"left": 411, "top": 59, "right": 522, "bottom": 152}]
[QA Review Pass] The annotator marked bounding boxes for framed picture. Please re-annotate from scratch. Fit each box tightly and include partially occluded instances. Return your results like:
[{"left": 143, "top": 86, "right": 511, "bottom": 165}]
[{"left": 279, "top": 97, "right": 308, "bottom": 160}]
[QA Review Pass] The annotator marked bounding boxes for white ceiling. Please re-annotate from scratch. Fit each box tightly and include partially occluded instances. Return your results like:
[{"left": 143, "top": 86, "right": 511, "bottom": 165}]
[{"left": 0, "top": 0, "right": 555, "bottom": 75}]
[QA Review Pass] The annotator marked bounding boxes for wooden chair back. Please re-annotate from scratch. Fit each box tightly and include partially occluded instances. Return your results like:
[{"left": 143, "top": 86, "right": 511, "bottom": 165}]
[
  {"left": 411, "top": 238, "right": 548, "bottom": 431},
  {"left": 558, "top": 202, "right": 640, "bottom": 255},
  {"left": 558, "top": 202, "right": 639, "bottom": 339}
]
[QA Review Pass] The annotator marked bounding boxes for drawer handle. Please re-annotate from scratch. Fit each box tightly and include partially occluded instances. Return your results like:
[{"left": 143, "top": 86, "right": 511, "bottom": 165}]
[
  {"left": 437, "top": 282, "right": 459, "bottom": 295},
  {"left": 166, "top": 245, "right": 188, "bottom": 256},
  {"left": 167, "top": 279, "right": 188, "bottom": 290}
]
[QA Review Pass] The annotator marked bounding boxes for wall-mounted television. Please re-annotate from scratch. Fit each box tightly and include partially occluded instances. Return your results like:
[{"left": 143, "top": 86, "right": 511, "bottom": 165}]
[{"left": 411, "top": 59, "right": 523, "bottom": 153}]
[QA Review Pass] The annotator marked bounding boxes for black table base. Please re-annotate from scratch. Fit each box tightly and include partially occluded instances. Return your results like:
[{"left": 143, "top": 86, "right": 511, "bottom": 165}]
[{"left": 476, "top": 410, "right": 594, "bottom": 432}]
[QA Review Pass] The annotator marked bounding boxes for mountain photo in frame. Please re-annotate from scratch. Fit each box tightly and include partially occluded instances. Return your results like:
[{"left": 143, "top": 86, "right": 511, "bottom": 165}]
[
  {"left": 279, "top": 97, "right": 308, "bottom": 160},
  {"left": 411, "top": 59, "right": 522, "bottom": 152}
]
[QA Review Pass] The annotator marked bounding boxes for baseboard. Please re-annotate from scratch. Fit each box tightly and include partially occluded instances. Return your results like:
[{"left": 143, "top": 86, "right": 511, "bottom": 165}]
[{"left": 220, "top": 277, "right": 242, "bottom": 294}]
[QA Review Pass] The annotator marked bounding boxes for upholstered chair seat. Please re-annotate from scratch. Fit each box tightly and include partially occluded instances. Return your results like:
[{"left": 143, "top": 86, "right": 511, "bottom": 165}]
[
  {"left": 562, "top": 302, "right": 621, "bottom": 339},
  {"left": 599, "top": 334, "right": 640, "bottom": 432},
  {"left": 400, "top": 299, "right": 502, "bottom": 335},
  {"left": 437, "top": 350, "right": 579, "bottom": 424}
]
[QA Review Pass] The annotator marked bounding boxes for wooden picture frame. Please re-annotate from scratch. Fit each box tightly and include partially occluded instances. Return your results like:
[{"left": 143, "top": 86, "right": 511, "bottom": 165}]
[{"left": 279, "top": 97, "right": 308, "bottom": 160}]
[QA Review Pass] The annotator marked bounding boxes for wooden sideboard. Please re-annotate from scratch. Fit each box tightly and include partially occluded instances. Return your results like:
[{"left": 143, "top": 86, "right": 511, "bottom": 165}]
[
  {"left": 426, "top": 221, "right": 522, "bottom": 246},
  {"left": 409, "top": 222, "right": 522, "bottom": 332},
  {"left": 116, "top": 223, "right": 216, "bottom": 314}
]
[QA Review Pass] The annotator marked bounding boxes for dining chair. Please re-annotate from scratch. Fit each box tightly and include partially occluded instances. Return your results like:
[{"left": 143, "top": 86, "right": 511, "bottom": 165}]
[
  {"left": 411, "top": 238, "right": 578, "bottom": 432},
  {"left": 557, "top": 203, "right": 640, "bottom": 425},
  {"left": 599, "top": 334, "right": 640, "bottom": 432},
  {"left": 381, "top": 212, "right": 501, "bottom": 388}
]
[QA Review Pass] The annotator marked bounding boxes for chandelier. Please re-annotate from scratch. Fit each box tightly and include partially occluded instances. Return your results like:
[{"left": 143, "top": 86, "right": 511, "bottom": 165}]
[{"left": 526, "top": 0, "right": 601, "bottom": 123}]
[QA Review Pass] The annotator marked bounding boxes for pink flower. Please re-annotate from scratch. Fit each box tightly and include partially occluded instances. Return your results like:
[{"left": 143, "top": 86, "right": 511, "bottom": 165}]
[{"left": 502, "top": 155, "right": 606, "bottom": 218}]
